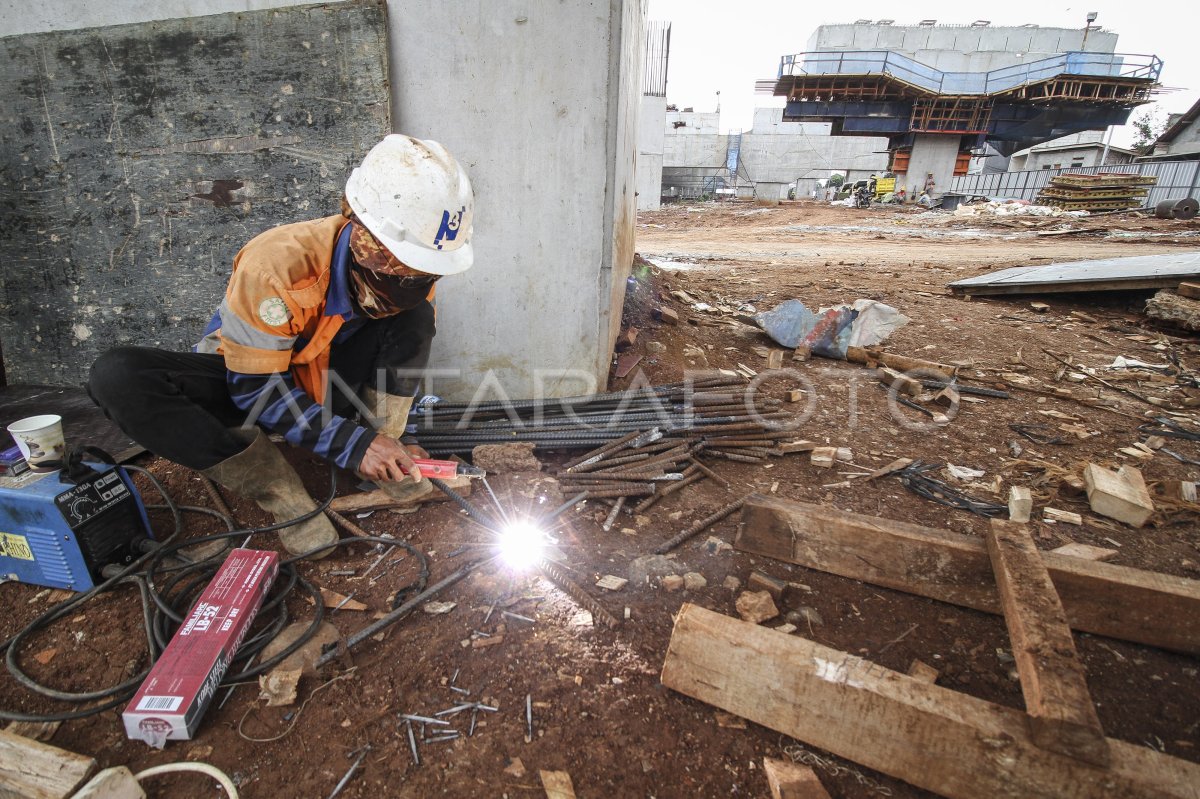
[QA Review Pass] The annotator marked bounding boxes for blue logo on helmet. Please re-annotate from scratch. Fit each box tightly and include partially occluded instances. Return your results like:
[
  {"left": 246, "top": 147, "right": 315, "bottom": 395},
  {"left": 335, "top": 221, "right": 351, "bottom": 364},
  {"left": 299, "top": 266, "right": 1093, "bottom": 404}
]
[{"left": 434, "top": 206, "right": 466, "bottom": 250}]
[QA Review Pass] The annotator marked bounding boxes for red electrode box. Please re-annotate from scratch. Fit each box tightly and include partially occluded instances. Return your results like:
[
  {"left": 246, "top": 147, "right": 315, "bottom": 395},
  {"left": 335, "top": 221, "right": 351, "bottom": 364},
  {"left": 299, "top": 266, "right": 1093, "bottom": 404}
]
[{"left": 123, "top": 548, "right": 279, "bottom": 746}]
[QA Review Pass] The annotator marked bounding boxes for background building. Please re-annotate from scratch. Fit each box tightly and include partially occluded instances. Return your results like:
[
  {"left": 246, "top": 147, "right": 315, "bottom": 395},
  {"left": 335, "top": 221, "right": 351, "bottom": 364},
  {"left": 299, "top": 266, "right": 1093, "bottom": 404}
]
[
  {"left": 1009, "top": 132, "right": 1135, "bottom": 171},
  {"left": 1141, "top": 98, "right": 1200, "bottom": 162},
  {"left": 659, "top": 108, "right": 887, "bottom": 201},
  {"left": 761, "top": 20, "right": 1161, "bottom": 199}
]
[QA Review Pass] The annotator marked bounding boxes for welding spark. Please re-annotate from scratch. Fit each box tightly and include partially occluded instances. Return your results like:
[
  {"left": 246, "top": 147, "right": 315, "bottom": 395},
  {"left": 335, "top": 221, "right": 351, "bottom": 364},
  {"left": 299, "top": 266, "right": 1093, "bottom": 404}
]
[{"left": 497, "top": 519, "right": 547, "bottom": 569}]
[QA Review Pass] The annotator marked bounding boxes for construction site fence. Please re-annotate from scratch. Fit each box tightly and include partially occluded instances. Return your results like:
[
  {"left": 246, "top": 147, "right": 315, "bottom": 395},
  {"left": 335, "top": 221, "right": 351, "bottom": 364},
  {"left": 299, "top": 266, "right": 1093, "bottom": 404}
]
[{"left": 949, "top": 161, "right": 1200, "bottom": 207}]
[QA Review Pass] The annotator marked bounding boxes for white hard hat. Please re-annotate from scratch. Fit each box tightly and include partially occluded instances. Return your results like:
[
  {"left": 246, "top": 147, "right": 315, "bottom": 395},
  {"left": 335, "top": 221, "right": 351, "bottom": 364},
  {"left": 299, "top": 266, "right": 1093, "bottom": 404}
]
[{"left": 344, "top": 134, "right": 474, "bottom": 276}]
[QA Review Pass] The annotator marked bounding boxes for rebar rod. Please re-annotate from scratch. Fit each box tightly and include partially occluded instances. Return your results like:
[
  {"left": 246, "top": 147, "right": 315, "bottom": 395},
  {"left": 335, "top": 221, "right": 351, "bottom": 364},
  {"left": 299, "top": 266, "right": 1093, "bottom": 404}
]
[
  {"left": 536, "top": 558, "right": 620, "bottom": 629},
  {"left": 654, "top": 498, "right": 746, "bottom": 554}
]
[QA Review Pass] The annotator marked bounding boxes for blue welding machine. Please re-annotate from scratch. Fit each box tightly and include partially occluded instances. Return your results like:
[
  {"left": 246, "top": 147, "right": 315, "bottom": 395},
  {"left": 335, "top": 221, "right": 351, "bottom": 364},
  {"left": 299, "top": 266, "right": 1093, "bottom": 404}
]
[{"left": 0, "top": 462, "right": 154, "bottom": 592}]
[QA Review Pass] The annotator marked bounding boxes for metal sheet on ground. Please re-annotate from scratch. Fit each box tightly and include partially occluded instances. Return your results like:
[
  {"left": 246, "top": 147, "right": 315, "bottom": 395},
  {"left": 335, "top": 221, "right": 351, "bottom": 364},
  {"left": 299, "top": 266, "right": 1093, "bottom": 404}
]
[
  {"left": 948, "top": 251, "right": 1200, "bottom": 295},
  {"left": 0, "top": 0, "right": 390, "bottom": 385}
]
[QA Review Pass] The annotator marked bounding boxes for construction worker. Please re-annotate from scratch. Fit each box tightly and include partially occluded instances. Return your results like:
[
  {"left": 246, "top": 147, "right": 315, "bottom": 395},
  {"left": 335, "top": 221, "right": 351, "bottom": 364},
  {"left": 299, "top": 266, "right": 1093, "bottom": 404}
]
[{"left": 87, "top": 135, "right": 474, "bottom": 558}]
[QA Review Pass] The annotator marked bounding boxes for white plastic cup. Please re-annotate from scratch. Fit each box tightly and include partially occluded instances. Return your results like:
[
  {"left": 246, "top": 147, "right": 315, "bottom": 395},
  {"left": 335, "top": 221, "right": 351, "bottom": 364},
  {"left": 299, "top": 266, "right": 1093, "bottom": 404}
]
[{"left": 8, "top": 414, "right": 66, "bottom": 471}]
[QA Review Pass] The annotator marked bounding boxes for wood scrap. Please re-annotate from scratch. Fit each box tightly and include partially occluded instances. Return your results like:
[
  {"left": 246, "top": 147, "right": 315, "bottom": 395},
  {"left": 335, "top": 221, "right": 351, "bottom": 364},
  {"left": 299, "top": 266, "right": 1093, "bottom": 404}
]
[
  {"left": 539, "top": 769, "right": 577, "bottom": 799},
  {"left": 907, "top": 659, "right": 939, "bottom": 684},
  {"left": 762, "top": 758, "right": 832, "bottom": 799},
  {"left": 661, "top": 604, "right": 1200, "bottom": 799},
  {"left": 328, "top": 475, "right": 473, "bottom": 512},
  {"left": 986, "top": 520, "right": 1110, "bottom": 766},
  {"left": 72, "top": 767, "right": 145, "bottom": 799},
  {"left": 0, "top": 729, "right": 97, "bottom": 799},
  {"left": 1043, "top": 508, "right": 1083, "bottom": 525},
  {"left": 1008, "top": 486, "right": 1032, "bottom": 523},
  {"left": 1083, "top": 464, "right": 1154, "bottom": 528},
  {"left": 733, "top": 495, "right": 1200, "bottom": 655},
  {"left": 1050, "top": 543, "right": 1118, "bottom": 562},
  {"left": 3, "top": 722, "right": 61, "bottom": 744},
  {"left": 860, "top": 457, "right": 913, "bottom": 481},
  {"left": 846, "top": 347, "right": 956, "bottom": 380},
  {"left": 876, "top": 367, "right": 921, "bottom": 397}
]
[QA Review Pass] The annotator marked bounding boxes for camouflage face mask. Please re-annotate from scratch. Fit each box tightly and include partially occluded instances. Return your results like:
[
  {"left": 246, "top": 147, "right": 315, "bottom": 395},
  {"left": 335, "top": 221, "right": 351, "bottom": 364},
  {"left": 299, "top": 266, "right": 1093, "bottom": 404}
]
[
  {"left": 345, "top": 220, "right": 438, "bottom": 318},
  {"left": 348, "top": 217, "right": 426, "bottom": 276},
  {"left": 347, "top": 263, "right": 437, "bottom": 319}
]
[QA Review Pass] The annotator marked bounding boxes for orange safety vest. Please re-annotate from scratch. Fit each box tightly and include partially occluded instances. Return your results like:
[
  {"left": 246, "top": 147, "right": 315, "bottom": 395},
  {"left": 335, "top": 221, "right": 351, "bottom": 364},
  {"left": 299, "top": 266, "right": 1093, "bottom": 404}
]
[{"left": 197, "top": 215, "right": 435, "bottom": 404}]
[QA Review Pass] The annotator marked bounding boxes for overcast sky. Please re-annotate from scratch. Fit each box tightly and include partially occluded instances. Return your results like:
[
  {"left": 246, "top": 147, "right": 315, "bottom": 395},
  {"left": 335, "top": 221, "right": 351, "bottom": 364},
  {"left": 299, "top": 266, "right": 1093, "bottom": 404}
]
[{"left": 646, "top": 0, "right": 1198, "bottom": 149}]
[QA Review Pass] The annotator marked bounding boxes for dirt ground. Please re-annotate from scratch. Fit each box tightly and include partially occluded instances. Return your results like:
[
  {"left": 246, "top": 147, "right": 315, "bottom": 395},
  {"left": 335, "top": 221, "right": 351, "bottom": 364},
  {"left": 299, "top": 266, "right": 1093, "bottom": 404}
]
[{"left": 2, "top": 199, "right": 1199, "bottom": 798}]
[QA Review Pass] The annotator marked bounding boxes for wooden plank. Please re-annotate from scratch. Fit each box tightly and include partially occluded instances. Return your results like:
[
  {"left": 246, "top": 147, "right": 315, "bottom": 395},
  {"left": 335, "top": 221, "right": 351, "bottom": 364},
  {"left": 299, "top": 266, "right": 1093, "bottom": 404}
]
[
  {"left": 661, "top": 604, "right": 1200, "bottom": 799},
  {"left": 328, "top": 476, "right": 473, "bottom": 512},
  {"left": 986, "top": 520, "right": 1110, "bottom": 766},
  {"left": 734, "top": 494, "right": 1200, "bottom": 655},
  {"left": 762, "top": 758, "right": 832, "bottom": 799},
  {"left": 0, "top": 729, "right": 97, "bottom": 799}
]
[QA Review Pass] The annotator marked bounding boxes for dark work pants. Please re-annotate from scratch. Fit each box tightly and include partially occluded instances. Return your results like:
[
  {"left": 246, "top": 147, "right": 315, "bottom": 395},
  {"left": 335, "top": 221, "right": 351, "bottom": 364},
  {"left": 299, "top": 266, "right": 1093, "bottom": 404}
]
[{"left": 87, "top": 302, "right": 435, "bottom": 471}]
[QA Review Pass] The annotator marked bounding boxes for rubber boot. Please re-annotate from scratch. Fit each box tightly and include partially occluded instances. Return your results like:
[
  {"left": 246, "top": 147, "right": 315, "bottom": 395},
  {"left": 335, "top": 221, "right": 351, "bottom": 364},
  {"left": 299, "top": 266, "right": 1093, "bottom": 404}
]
[
  {"left": 362, "top": 387, "right": 434, "bottom": 502},
  {"left": 202, "top": 428, "right": 339, "bottom": 559}
]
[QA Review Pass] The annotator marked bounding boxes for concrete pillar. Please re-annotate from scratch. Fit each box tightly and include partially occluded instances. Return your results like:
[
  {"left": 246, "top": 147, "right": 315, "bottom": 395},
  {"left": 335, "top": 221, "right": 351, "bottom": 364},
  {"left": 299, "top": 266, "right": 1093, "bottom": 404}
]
[
  {"left": 637, "top": 95, "right": 666, "bottom": 211},
  {"left": 1, "top": 0, "right": 646, "bottom": 400},
  {"left": 902, "top": 134, "right": 962, "bottom": 199}
]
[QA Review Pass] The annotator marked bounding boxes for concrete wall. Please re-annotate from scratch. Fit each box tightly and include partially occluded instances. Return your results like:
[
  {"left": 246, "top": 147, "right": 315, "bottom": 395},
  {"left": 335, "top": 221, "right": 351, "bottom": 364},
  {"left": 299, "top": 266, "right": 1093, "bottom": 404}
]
[
  {"left": 751, "top": 108, "right": 833, "bottom": 136},
  {"left": 661, "top": 121, "right": 888, "bottom": 195},
  {"left": 0, "top": 0, "right": 645, "bottom": 399},
  {"left": 807, "top": 24, "right": 1119, "bottom": 72},
  {"left": 903, "top": 134, "right": 961, "bottom": 197},
  {"left": 666, "top": 111, "right": 720, "bottom": 134},
  {"left": 638, "top": 95, "right": 667, "bottom": 210}
]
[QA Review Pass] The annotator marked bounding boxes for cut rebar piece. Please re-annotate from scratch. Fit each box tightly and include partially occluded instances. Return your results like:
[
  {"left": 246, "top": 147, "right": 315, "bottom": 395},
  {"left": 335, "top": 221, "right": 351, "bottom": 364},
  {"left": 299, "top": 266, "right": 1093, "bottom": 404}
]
[
  {"left": 525, "top": 693, "right": 533, "bottom": 742},
  {"left": 424, "top": 732, "right": 460, "bottom": 743},
  {"left": 406, "top": 719, "right": 420, "bottom": 766},
  {"left": 536, "top": 557, "right": 621, "bottom": 629},
  {"left": 401, "top": 714, "right": 451, "bottom": 725},
  {"left": 541, "top": 491, "right": 589, "bottom": 523},
  {"left": 654, "top": 497, "right": 747, "bottom": 554},
  {"left": 688, "top": 456, "right": 729, "bottom": 488},
  {"left": 469, "top": 708, "right": 478, "bottom": 737},
  {"left": 633, "top": 465, "right": 703, "bottom": 513},
  {"left": 706, "top": 451, "right": 766, "bottom": 464},
  {"left": 502, "top": 610, "right": 536, "bottom": 624},
  {"left": 601, "top": 496, "right": 625, "bottom": 531},
  {"left": 327, "top": 747, "right": 370, "bottom": 799},
  {"left": 449, "top": 685, "right": 470, "bottom": 695}
]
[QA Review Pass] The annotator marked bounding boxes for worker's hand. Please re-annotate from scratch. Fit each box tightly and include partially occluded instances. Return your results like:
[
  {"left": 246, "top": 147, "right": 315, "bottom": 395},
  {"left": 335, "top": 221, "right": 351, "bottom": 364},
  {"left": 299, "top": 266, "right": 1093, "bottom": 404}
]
[
  {"left": 406, "top": 443, "right": 431, "bottom": 459},
  {"left": 359, "top": 435, "right": 423, "bottom": 483}
]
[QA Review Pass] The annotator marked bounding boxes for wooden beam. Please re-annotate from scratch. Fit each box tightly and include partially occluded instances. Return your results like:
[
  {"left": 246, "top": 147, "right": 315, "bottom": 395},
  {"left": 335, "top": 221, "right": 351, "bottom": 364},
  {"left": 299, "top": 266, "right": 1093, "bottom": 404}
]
[
  {"left": 734, "top": 494, "right": 1200, "bottom": 655},
  {"left": 0, "top": 729, "right": 97, "bottom": 799},
  {"left": 661, "top": 604, "right": 1200, "bottom": 799},
  {"left": 986, "top": 520, "right": 1110, "bottom": 766}
]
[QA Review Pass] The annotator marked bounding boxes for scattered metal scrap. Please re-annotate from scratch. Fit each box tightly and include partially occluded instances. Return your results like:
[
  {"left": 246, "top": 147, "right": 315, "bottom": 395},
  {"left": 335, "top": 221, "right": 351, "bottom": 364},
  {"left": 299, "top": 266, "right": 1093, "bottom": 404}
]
[{"left": 895, "top": 462, "right": 1007, "bottom": 518}]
